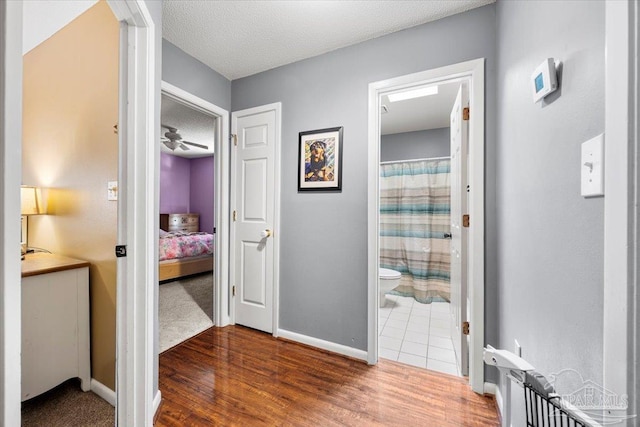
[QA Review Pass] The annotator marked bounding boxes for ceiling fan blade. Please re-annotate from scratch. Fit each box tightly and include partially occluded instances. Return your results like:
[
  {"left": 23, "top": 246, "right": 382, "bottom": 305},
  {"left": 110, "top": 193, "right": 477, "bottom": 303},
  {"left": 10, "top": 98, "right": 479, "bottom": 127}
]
[
  {"left": 161, "top": 124, "right": 178, "bottom": 133},
  {"left": 182, "top": 140, "right": 209, "bottom": 150},
  {"left": 179, "top": 143, "right": 190, "bottom": 151}
]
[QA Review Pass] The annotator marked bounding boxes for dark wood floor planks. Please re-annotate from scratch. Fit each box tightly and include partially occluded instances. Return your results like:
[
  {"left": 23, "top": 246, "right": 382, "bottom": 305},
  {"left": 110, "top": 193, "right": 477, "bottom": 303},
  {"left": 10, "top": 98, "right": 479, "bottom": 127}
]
[{"left": 157, "top": 326, "right": 500, "bottom": 426}]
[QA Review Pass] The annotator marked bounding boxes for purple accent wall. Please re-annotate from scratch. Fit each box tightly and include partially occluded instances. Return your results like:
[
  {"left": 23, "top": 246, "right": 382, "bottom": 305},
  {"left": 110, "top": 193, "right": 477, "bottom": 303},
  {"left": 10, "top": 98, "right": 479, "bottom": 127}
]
[
  {"left": 160, "top": 152, "right": 215, "bottom": 233},
  {"left": 190, "top": 156, "right": 214, "bottom": 233},
  {"left": 160, "top": 152, "right": 191, "bottom": 214}
]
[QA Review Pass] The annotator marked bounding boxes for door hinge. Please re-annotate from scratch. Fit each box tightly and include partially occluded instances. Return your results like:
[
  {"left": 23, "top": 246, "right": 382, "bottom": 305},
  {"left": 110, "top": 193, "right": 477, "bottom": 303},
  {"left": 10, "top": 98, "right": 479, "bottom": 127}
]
[
  {"left": 462, "top": 214, "right": 470, "bottom": 228},
  {"left": 462, "top": 321, "right": 470, "bottom": 335},
  {"left": 233, "top": 210, "right": 237, "bottom": 221},
  {"left": 115, "top": 245, "right": 127, "bottom": 257},
  {"left": 232, "top": 285, "right": 236, "bottom": 297},
  {"left": 230, "top": 134, "right": 237, "bottom": 146},
  {"left": 463, "top": 107, "right": 470, "bottom": 121}
]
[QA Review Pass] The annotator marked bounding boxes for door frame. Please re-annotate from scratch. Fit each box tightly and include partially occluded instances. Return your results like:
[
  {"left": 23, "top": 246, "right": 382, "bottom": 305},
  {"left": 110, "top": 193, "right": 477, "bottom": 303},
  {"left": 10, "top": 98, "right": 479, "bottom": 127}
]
[
  {"left": 367, "top": 58, "right": 485, "bottom": 393},
  {"left": 160, "top": 81, "right": 231, "bottom": 328},
  {"left": 101, "top": 1, "right": 158, "bottom": 424},
  {"left": 1, "top": 1, "right": 157, "bottom": 425},
  {"left": 229, "top": 103, "right": 282, "bottom": 334},
  {"left": 0, "top": 1, "right": 24, "bottom": 424},
  {"left": 603, "top": 1, "right": 639, "bottom": 424}
]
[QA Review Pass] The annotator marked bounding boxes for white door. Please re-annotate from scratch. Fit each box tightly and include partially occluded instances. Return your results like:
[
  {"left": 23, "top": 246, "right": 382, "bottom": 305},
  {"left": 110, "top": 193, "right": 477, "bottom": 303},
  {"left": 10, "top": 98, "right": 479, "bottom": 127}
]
[
  {"left": 231, "top": 103, "right": 280, "bottom": 333},
  {"left": 449, "top": 85, "right": 469, "bottom": 376}
]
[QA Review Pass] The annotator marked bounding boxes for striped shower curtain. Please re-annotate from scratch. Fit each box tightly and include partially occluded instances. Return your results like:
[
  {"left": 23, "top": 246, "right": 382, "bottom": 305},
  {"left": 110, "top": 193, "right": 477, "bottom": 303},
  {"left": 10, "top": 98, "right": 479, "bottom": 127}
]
[{"left": 380, "top": 158, "right": 451, "bottom": 303}]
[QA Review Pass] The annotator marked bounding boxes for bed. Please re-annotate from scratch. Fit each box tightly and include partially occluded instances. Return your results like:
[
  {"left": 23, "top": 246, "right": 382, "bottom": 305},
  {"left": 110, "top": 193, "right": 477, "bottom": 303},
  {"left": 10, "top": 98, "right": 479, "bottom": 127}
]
[{"left": 159, "top": 213, "right": 214, "bottom": 281}]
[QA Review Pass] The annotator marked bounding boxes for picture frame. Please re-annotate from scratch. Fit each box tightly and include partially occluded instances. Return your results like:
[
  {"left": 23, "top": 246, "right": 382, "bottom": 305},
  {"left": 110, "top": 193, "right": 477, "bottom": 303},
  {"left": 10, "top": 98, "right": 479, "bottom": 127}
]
[{"left": 298, "top": 126, "right": 343, "bottom": 192}]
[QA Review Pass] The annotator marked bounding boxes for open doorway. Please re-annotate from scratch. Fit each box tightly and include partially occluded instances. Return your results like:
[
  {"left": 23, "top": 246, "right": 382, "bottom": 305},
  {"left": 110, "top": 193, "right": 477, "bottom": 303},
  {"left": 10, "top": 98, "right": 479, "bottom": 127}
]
[
  {"left": 3, "top": 1, "right": 157, "bottom": 424},
  {"left": 377, "top": 80, "right": 465, "bottom": 376},
  {"left": 20, "top": 2, "right": 120, "bottom": 424},
  {"left": 158, "top": 92, "right": 216, "bottom": 352},
  {"left": 159, "top": 81, "right": 231, "bottom": 346},
  {"left": 368, "top": 59, "right": 486, "bottom": 393}
]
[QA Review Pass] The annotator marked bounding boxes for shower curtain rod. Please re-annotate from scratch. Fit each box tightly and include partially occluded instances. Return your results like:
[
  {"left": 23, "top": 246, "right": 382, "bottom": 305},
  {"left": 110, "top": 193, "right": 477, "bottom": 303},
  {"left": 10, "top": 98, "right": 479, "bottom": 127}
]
[{"left": 380, "top": 156, "right": 451, "bottom": 165}]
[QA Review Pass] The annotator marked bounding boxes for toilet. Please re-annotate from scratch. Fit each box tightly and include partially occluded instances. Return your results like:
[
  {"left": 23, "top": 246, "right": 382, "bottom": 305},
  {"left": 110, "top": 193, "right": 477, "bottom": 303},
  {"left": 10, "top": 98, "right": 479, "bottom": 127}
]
[{"left": 379, "top": 268, "right": 402, "bottom": 307}]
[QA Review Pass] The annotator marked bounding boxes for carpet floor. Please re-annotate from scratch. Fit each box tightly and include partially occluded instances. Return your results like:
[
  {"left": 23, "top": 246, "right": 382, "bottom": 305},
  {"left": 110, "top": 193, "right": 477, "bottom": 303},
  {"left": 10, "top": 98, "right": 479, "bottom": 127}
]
[
  {"left": 159, "top": 273, "right": 214, "bottom": 353},
  {"left": 21, "top": 379, "right": 114, "bottom": 426}
]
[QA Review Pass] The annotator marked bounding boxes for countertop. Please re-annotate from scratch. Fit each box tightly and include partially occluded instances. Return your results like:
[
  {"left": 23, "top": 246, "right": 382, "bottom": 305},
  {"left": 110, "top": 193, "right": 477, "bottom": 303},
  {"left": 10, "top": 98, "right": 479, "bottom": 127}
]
[{"left": 22, "top": 253, "right": 90, "bottom": 278}]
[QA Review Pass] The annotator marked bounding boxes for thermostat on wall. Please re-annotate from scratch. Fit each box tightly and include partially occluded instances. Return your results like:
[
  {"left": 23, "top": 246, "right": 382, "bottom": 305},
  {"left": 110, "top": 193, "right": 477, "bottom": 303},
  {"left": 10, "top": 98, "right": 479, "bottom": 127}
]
[{"left": 531, "top": 58, "right": 558, "bottom": 103}]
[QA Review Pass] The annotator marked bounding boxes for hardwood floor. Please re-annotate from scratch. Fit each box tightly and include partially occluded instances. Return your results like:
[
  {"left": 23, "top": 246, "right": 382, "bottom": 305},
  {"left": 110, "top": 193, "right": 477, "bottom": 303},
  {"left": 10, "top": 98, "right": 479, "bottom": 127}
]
[{"left": 157, "top": 326, "right": 499, "bottom": 426}]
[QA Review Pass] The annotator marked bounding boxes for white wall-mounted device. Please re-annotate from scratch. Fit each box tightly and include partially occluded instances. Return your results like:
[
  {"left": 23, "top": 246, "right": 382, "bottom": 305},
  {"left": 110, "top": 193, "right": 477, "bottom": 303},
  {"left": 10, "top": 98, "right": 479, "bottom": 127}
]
[
  {"left": 581, "top": 134, "right": 604, "bottom": 197},
  {"left": 531, "top": 58, "right": 558, "bottom": 103}
]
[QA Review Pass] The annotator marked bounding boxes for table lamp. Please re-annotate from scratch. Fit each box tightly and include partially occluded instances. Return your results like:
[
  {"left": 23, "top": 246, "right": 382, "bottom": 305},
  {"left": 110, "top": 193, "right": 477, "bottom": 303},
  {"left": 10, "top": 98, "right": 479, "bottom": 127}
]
[{"left": 21, "top": 186, "right": 45, "bottom": 259}]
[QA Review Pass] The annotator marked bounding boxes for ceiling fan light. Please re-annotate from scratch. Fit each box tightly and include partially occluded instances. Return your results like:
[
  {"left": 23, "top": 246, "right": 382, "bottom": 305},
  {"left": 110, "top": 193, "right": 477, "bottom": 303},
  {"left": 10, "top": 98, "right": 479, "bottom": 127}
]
[{"left": 164, "top": 140, "right": 179, "bottom": 150}]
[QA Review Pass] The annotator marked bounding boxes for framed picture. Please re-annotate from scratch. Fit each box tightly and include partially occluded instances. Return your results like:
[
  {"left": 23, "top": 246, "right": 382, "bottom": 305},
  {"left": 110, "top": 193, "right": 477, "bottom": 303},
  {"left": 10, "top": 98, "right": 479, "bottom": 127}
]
[{"left": 298, "top": 126, "right": 343, "bottom": 192}]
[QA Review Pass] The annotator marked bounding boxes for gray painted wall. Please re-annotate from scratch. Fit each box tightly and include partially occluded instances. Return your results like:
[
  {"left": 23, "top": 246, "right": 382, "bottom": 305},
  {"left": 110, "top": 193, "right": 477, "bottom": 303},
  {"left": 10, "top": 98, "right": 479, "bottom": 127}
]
[
  {"left": 162, "top": 39, "right": 231, "bottom": 111},
  {"left": 156, "top": 38, "right": 231, "bottom": 394},
  {"left": 496, "top": 0, "right": 604, "bottom": 421},
  {"left": 232, "top": 5, "right": 497, "bottom": 352},
  {"left": 380, "top": 128, "right": 450, "bottom": 162}
]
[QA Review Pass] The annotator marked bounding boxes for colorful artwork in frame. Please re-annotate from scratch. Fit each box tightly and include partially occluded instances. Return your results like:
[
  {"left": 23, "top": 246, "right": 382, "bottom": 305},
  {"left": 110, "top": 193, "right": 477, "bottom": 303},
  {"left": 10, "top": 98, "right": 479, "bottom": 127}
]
[{"left": 298, "top": 126, "right": 343, "bottom": 192}]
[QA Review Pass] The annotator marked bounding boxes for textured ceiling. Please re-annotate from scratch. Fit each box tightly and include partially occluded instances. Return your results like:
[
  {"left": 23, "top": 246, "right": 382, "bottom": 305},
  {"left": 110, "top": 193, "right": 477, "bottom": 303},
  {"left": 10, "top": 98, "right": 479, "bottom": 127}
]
[
  {"left": 163, "top": 0, "right": 495, "bottom": 80},
  {"left": 161, "top": 95, "right": 216, "bottom": 158}
]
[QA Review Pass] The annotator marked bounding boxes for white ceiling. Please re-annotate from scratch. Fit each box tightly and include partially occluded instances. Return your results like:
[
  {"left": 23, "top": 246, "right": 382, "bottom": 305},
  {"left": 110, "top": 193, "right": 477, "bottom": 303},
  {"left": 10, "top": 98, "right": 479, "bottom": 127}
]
[
  {"left": 381, "top": 81, "right": 462, "bottom": 135},
  {"left": 22, "top": 0, "right": 98, "bottom": 54},
  {"left": 22, "top": 1, "right": 491, "bottom": 150},
  {"left": 161, "top": 95, "right": 216, "bottom": 158},
  {"left": 163, "top": 0, "right": 495, "bottom": 80}
]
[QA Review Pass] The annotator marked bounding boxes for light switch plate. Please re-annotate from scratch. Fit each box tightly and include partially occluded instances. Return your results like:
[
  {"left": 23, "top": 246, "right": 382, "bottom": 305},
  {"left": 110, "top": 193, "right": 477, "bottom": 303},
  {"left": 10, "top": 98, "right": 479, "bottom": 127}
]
[
  {"left": 108, "top": 181, "right": 118, "bottom": 201},
  {"left": 581, "top": 134, "right": 604, "bottom": 197}
]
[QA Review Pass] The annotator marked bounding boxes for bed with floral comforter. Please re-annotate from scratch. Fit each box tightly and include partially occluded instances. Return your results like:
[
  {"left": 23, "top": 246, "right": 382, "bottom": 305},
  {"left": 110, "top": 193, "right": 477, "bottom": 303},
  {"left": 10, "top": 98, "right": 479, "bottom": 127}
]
[
  {"left": 159, "top": 231, "right": 214, "bottom": 281},
  {"left": 159, "top": 231, "right": 214, "bottom": 261}
]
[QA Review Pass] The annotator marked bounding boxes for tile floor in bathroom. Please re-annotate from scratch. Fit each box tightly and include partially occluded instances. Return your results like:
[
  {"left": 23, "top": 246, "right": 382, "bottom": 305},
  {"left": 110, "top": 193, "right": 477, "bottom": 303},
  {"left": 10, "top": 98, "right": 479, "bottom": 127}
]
[{"left": 379, "top": 294, "right": 460, "bottom": 376}]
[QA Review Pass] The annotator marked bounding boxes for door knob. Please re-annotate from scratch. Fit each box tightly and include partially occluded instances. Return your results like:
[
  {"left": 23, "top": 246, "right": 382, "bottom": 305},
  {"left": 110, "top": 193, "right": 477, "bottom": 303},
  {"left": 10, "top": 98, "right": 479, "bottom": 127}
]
[{"left": 260, "top": 229, "right": 272, "bottom": 238}]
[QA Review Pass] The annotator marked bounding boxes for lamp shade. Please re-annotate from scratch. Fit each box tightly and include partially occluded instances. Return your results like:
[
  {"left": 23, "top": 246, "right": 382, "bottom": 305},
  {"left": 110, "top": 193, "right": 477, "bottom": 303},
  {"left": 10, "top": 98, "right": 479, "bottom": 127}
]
[{"left": 21, "top": 186, "right": 45, "bottom": 215}]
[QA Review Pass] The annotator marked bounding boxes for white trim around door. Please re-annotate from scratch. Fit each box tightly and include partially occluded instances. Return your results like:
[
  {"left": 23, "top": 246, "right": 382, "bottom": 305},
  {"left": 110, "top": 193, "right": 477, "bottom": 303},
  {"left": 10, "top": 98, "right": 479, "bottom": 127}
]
[
  {"left": 160, "top": 80, "right": 231, "bottom": 328},
  {"left": 0, "top": 1, "right": 24, "bottom": 425},
  {"left": 603, "top": 1, "right": 639, "bottom": 424},
  {"left": 367, "top": 58, "right": 485, "bottom": 393},
  {"left": 108, "top": 1, "right": 157, "bottom": 425}
]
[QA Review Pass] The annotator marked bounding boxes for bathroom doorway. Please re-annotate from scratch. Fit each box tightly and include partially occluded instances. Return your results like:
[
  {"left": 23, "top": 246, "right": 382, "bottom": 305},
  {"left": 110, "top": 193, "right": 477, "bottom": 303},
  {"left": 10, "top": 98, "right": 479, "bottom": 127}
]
[
  {"left": 367, "top": 59, "right": 486, "bottom": 392},
  {"left": 377, "top": 80, "right": 464, "bottom": 376}
]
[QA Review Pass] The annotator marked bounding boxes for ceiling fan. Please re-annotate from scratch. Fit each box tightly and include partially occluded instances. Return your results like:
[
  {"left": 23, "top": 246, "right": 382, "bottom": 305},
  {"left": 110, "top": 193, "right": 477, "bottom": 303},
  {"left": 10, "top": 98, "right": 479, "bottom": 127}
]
[{"left": 161, "top": 124, "right": 209, "bottom": 151}]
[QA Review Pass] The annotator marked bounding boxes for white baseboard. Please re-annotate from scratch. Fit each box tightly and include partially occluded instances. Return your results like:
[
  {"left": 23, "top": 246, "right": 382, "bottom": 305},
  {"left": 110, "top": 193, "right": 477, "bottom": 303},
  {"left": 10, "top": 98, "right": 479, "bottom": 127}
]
[
  {"left": 484, "top": 381, "right": 497, "bottom": 395},
  {"left": 153, "top": 390, "right": 162, "bottom": 416},
  {"left": 90, "top": 378, "right": 116, "bottom": 407},
  {"left": 485, "top": 381, "right": 503, "bottom": 421},
  {"left": 90, "top": 379, "right": 162, "bottom": 418},
  {"left": 277, "top": 329, "right": 368, "bottom": 361}
]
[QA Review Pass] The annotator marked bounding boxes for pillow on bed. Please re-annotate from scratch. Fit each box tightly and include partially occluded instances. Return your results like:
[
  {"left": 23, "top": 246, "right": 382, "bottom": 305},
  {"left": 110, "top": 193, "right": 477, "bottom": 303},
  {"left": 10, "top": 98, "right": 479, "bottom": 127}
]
[{"left": 159, "top": 229, "right": 169, "bottom": 238}]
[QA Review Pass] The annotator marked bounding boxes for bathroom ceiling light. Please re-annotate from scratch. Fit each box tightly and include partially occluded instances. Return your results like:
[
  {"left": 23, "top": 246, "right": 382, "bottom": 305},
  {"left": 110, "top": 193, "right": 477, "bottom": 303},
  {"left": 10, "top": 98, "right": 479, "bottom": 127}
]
[{"left": 388, "top": 85, "right": 438, "bottom": 102}]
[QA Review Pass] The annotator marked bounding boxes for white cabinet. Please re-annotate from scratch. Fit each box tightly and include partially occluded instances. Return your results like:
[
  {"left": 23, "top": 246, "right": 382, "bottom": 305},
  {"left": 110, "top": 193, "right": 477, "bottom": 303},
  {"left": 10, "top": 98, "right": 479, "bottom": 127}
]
[{"left": 21, "top": 253, "right": 90, "bottom": 401}]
